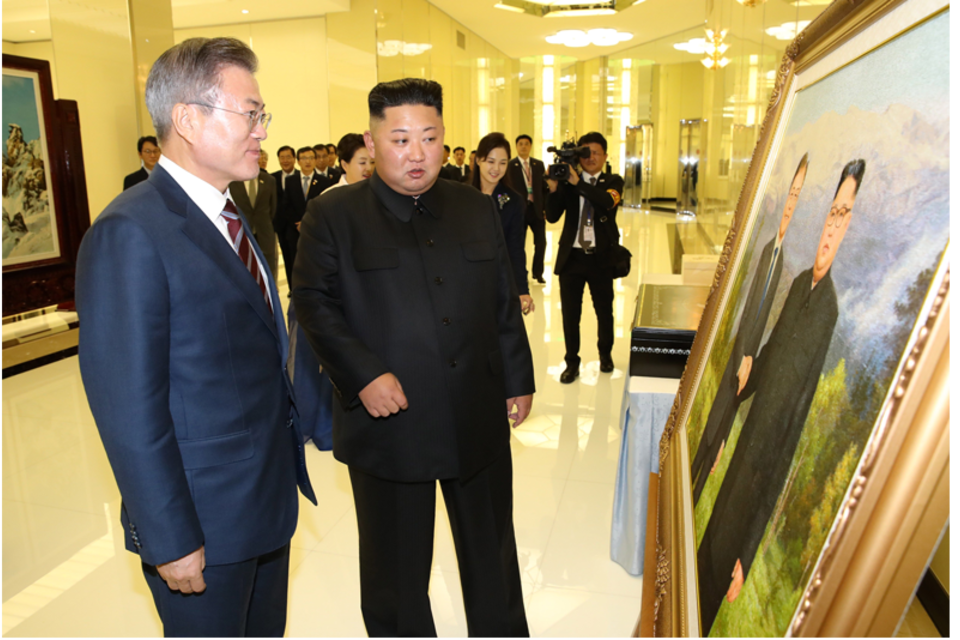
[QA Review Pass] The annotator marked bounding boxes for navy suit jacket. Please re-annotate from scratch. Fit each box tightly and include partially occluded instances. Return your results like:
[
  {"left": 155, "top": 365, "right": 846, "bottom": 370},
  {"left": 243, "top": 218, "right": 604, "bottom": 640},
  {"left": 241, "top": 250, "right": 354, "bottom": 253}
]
[{"left": 77, "top": 165, "right": 315, "bottom": 568}]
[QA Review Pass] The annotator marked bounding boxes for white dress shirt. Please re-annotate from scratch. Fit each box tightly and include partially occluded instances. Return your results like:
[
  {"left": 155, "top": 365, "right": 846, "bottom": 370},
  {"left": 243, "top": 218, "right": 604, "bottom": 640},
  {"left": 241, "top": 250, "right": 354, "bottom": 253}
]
[
  {"left": 572, "top": 169, "right": 602, "bottom": 249},
  {"left": 158, "top": 155, "right": 269, "bottom": 285}
]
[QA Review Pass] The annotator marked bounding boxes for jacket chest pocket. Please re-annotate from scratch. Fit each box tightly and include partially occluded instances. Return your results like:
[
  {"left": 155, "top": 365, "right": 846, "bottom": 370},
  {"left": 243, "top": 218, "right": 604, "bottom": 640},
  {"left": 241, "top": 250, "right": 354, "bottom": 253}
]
[
  {"left": 461, "top": 241, "right": 495, "bottom": 262},
  {"left": 353, "top": 247, "right": 399, "bottom": 271}
]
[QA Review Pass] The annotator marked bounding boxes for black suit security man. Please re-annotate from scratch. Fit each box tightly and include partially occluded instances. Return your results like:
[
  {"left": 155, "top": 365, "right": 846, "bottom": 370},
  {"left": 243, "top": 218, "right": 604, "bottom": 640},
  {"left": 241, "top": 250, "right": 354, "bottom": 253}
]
[
  {"left": 546, "top": 131, "right": 624, "bottom": 383},
  {"left": 507, "top": 134, "right": 548, "bottom": 284},
  {"left": 293, "top": 78, "right": 534, "bottom": 636},
  {"left": 280, "top": 147, "right": 332, "bottom": 288}
]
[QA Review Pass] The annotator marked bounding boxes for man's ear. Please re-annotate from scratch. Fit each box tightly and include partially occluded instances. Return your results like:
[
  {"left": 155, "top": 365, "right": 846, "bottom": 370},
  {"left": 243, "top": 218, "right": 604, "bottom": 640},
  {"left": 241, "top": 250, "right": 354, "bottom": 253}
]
[
  {"left": 171, "top": 103, "right": 200, "bottom": 145},
  {"left": 363, "top": 130, "right": 376, "bottom": 159}
]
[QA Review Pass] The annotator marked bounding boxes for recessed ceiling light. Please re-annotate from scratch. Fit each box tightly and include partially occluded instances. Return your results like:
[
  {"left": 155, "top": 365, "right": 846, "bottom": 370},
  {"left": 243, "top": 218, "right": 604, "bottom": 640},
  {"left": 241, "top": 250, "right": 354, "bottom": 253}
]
[
  {"left": 765, "top": 21, "right": 811, "bottom": 40},
  {"left": 674, "top": 37, "right": 709, "bottom": 54},
  {"left": 241, "top": 9, "right": 249, "bottom": 14},
  {"left": 29, "top": 30, "right": 36, "bottom": 33},
  {"left": 545, "top": 29, "right": 632, "bottom": 48}
]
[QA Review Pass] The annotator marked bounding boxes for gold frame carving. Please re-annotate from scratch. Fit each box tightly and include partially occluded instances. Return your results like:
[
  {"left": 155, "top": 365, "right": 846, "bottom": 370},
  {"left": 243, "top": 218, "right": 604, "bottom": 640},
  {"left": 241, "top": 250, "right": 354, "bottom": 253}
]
[{"left": 639, "top": 0, "right": 949, "bottom": 635}]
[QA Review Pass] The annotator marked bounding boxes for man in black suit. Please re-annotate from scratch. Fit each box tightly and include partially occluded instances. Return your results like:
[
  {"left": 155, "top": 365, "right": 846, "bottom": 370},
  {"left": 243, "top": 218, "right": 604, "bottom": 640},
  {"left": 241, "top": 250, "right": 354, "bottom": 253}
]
[
  {"left": 507, "top": 134, "right": 548, "bottom": 284},
  {"left": 229, "top": 150, "right": 279, "bottom": 280},
  {"left": 77, "top": 36, "right": 314, "bottom": 636},
  {"left": 546, "top": 131, "right": 624, "bottom": 383},
  {"left": 325, "top": 143, "right": 343, "bottom": 182},
  {"left": 313, "top": 143, "right": 339, "bottom": 183},
  {"left": 696, "top": 159, "right": 865, "bottom": 632},
  {"left": 280, "top": 147, "right": 331, "bottom": 289},
  {"left": 293, "top": 78, "right": 534, "bottom": 636},
  {"left": 441, "top": 145, "right": 469, "bottom": 182},
  {"left": 691, "top": 154, "right": 808, "bottom": 504},
  {"left": 122, "top": 136, "right": 160, "bottom": 190},
  {"left": 270, "top": 145, "right": 298, "bottom": 288}
]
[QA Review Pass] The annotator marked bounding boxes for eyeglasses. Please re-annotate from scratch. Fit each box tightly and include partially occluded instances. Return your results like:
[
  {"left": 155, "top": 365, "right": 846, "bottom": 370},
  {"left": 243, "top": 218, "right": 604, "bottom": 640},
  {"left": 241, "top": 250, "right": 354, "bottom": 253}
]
[
  {"left": 188, "top": 103, "right": 272, "bottom": 130},
  {"left": 826, "top": 204, "right": 851, "bottom": 228},
  {"left": 141, "top": 148, "right": 161, "bottom": 156}
]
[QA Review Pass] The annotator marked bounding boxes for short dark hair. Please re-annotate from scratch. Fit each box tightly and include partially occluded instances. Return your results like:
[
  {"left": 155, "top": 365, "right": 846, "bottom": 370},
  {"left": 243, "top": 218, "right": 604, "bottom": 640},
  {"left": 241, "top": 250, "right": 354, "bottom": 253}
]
[
  {"left": 368, "top": 78, "right": 443, "bottom": 121},
  {"left": 834, "top": 158, "right": 866, "bottom": 197},
  {"left": 515, "top": 134, "right": 532, "bottom": 145},
  {"left": 313, "top": 144, "right": 327, "bottom": 154},
  {"left": 453, "top": 146, "right": 465, "bottom": 154},
  {"left": 471, "top": 132, "right": 514, "bottom": 191},
  {"left": 137, "top": 136, "right": 159, "bottom": 152},
  {"left": 277, "top": 145, "right": 295, "bottom": 158},
  {"left": 337, "top": 133, "right": 367, "bottom": 166},
  {"left": 444, "top": 144, "right": 451, "bottom": 152},
  {"left": 297, "top": 146, "right": 316, "bottom": 160},
  {"left": 326, "top": 144, "right": 336, "bottom": 154},
  {"left": 578, "top": 131, "right": 607, "bottom": 153}
]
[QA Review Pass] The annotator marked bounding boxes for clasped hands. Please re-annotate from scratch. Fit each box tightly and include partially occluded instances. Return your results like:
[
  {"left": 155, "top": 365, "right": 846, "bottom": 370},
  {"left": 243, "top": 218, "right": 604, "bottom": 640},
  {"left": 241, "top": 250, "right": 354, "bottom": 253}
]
[{"left": 359, "top": 372, "right": 532, "bottom": 427}]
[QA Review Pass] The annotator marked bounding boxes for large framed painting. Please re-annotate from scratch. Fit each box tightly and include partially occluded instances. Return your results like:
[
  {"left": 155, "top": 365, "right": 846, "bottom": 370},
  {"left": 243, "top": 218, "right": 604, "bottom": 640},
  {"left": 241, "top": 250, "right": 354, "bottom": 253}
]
[
  {"left": 2, "top": 55, "right": 90, "bottom": 316},
  {"left": 639, "top": 0, "right": 949, "bottom": 636}
]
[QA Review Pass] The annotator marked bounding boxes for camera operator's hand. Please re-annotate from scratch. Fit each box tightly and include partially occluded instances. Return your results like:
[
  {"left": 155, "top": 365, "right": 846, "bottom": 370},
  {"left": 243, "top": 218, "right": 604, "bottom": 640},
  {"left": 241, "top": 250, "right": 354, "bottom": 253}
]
[
  {"left": 546, "top": 177, "right": 558, "bottom": 193},
  {"left": 567, "top": 167, "right": 580, "bottom": 185}
]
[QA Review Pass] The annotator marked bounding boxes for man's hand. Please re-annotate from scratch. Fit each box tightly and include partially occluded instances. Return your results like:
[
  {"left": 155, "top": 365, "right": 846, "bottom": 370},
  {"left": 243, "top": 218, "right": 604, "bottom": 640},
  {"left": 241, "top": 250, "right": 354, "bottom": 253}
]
[
  {"left": 726, "top": 558, "right": 744, "bottom": 602},
  {"left": 519, "top": 295, "right": 535, "bottom": 315},
  {"left": 295, "top": 221, "right": 301, "bottom": 231},
  {"left": 359, "top": 373, "right": 408, "bottom": 418},
  {"left": 737, "top": 355, "right": 753, "bottom": 395},
  {"left": 546, "top": 177, "right": 558, "bottom": 193},
  {"left": 566, "top": 168, "right": 580, "bottom": 185},
  {"left": 157, "top": 546, "right": 206, "bottom": 594},
  {"left": 506, "top": 395, "right": 533, "bottom": 427}
]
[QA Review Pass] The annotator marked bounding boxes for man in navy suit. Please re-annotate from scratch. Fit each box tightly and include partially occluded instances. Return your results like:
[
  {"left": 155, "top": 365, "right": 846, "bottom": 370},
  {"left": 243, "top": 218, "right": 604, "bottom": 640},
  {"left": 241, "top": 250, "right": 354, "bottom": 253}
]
[
  {"left": 122, "top": 135, "right": 160, "bottom": 190},
  {"left": 76, "top": 37, "right": 315, "bottom": 637}
]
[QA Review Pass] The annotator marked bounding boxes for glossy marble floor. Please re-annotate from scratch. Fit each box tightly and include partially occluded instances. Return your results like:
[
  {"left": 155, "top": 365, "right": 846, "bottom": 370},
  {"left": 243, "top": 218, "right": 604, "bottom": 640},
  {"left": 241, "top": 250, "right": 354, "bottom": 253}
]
[{"left": 2, "top": 204, "right": 730, "bottom": 637}]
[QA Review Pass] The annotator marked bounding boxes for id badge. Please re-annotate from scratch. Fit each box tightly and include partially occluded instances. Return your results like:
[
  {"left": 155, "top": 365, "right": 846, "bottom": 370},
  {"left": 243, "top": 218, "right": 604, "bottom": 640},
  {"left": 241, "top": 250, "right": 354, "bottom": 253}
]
[{"left": 583, "top": 224, "right": 595, "bottom": 244}]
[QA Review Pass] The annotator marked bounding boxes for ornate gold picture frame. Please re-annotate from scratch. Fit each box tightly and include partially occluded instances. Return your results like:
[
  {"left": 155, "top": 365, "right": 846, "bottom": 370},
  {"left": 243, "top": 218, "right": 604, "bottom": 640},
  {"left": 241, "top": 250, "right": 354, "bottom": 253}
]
[{"left": 639, "top": 0, "right": 949, "bottom": 635}]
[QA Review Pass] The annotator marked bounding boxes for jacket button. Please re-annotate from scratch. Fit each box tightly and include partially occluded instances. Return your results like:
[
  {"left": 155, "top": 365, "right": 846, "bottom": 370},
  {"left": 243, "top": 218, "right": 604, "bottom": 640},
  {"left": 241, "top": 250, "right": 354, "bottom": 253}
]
[
  {"left": 443, "top": 317, "right": 451, "bottom": 325},
  {"left": 449, "top": 360, "right": 457, "bottom": 368},
  {"left": 426, "top": 239, "right": 434, "bottom": 247},
  {"left": 435, "top": 277, "right": 443, "bottom": 285}
]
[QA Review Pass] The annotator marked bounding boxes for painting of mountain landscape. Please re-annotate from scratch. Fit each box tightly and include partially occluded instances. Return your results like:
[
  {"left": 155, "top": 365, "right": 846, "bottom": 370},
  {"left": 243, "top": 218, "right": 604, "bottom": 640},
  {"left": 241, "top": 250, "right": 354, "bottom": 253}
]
[{"left": 3, "top": 69, "right": 60, "bottom": 266}]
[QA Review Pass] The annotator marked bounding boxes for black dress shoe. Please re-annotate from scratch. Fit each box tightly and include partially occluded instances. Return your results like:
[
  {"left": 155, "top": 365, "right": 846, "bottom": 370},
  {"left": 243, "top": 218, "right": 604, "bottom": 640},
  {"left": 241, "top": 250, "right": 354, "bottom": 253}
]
[
  {"left": 560, "top": 365, "right": 579, "bottom": 384},
  {"left": 599, "top": 355, "right": 615, "bottom": 373},
  {"left": 535, "top": 276, "right": 546, "bottom": 284}
]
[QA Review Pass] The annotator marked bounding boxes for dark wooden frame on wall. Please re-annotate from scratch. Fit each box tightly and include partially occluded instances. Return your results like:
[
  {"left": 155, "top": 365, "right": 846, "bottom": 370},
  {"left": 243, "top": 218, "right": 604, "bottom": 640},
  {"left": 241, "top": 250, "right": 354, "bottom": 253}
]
[{"left": 2, "top": 54, "right": 90, "bottom": 317}]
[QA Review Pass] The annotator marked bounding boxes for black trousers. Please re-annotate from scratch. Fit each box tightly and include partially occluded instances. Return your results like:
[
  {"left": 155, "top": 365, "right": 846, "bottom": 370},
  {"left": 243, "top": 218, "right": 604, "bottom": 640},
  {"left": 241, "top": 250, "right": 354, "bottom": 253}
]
[
  {"left": 349, "top": 447, "right": 528, "bottom": 637},
  {"left": 524, "top": 203, "right": 546, "bottom": 280},
  {"left": 142, "top": 543, "right": 291, "bottom": 637},
  {"left": 277, "top": 226, "right": 299, "bottom": 288},
  {"left": 691, "top": 355, "right": 742, "bottom": 504},
  {"left": 558, "top": 249, "right": 615, "bottom": 367}
]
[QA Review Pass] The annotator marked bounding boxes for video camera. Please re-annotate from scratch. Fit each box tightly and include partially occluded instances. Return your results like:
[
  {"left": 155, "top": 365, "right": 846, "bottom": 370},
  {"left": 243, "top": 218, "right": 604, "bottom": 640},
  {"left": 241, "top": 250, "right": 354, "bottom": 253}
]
[{"left": 547, "top": 140, "right": 591, "bottom": 181}]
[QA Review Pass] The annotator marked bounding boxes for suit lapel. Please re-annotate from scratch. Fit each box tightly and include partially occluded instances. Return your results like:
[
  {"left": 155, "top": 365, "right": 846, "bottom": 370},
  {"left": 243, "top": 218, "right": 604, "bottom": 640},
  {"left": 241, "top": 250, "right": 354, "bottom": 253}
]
[{"left": 151, "top": 168, "right": 280, "bottom": 341}]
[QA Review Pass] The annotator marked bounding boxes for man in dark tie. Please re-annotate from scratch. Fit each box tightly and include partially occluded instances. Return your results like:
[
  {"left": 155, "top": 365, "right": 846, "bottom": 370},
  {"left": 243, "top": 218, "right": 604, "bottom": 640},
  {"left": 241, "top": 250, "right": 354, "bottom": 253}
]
[
  {"left": 122, "top": 135, "right": 160, "bottom": 190},
  {"left": 507, "top": 134, "right": 548, "bottom": 284},
  {"left": 546, "top": 131, "right": 624, "bottom": 382},
  {"left": 76, "top": 36, "right": 314, "bottom": 637},
  {"left": 441, "top": 145, "right": 469, "bottom": 182},
  {"left": 690, "top": 153, "right": 809, "bottom": 504},
  {"left": 293, "top": 78, "right": 534, "bottom": 636},
  {"left": 696, "top": 159, "right": 865, "bottom": 632},
  {"left": 229, "top": 149, "right": 279, "bottom": 280},
  {"left": 281, "top": 147, "right": 331, "bottom": 287}
]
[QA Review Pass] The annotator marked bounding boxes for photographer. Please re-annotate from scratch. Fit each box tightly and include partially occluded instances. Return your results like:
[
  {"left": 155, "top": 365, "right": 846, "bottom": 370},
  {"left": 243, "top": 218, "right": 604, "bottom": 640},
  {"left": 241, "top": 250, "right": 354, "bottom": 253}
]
[{"left": 546, "top": 131, "right": 624, "bottom": 383}]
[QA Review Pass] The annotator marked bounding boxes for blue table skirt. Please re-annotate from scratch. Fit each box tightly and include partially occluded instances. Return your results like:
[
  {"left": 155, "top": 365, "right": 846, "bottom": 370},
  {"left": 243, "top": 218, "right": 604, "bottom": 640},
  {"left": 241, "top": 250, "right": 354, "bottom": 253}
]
[
  {"left": 610, "top": 378, "right": 677, "bottom": 576},
  {"left": 287, "top": 303, "right": 333, "bottom": 451}
]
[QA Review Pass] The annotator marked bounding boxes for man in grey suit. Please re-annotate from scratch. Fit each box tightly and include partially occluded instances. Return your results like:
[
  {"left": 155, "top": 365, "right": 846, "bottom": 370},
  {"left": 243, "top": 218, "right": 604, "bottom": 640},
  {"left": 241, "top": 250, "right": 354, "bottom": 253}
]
[
  {"left": 697, "top": 159, "right": 865, "bottom": 632},
  {"left": 229, "top": 150, "right": 278, "bottom": 280},
  {"left": 690, "top": 153, "right": 809, "bottom": 503}
]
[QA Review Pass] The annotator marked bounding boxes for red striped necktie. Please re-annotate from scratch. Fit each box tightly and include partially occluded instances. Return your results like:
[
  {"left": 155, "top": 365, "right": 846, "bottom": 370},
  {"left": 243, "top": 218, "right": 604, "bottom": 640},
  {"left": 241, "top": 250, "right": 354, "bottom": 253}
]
[{"left": 220, "top": 200, "right": 273, "bottom": 314}]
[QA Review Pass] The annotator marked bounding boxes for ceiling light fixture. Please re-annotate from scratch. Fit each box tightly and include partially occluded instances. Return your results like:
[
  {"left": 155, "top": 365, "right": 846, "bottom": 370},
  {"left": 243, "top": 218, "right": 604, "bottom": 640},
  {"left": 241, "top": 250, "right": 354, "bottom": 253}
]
[
  {"left": 545, "top": 28, "right": 633, "bottom": 48},
  {"left": 735, "top": 0, "right": 768, "bottom": 6},
  {"left": 494, "top": 3, "right": 526, "bottom": 13},
  {"left": 701, "top": 29, "right": 730, "bottom": 69},
  {"left": 241, "top": 9, "right": 249, "bottom": 14},
  {"left": 765, "top": 20, "right": 812, "bottom": 40},
  {"left": 674, "top": 37, "right": 710, "bottom": 54},
  {"left": 377, "top": 41, "right": 433, "bottom": 57}
]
